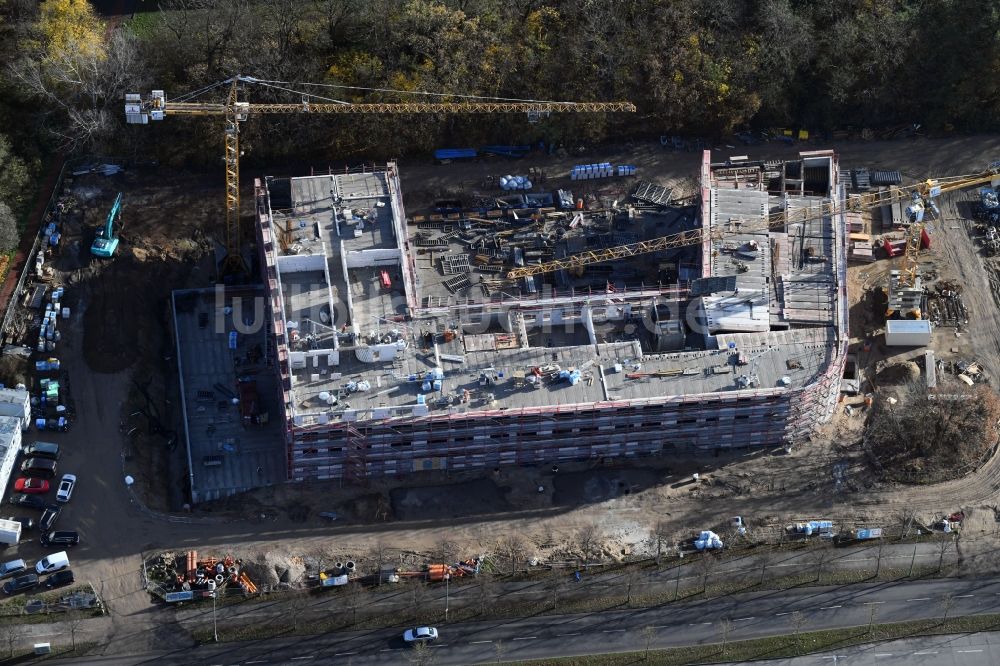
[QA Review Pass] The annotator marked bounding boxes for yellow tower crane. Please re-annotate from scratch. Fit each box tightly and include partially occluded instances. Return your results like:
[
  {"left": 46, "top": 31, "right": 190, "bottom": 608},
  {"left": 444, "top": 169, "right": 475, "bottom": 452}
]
[
  {"left": 125, "top": 75, "right": 635, "bottom": 276},
  {"left": 505, "top": 162, "right": 1000, "bottom": 280}
]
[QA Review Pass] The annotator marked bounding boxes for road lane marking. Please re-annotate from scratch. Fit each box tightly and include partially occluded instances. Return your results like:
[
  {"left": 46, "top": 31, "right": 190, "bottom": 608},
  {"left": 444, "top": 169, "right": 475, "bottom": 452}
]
[
  {"left": 874, "top": 654, "right": 893, "bottom": 657},
  {"left": 957, "top": 649, "right": 983, "bottom": 653},
  {"left": 556, "top": 633, "right": 580, "bottom": 637},
  {"left": 290, "top": 658, "right": 313, "bottom": 661},
  {"left": 471, "top": 640, "right": 493, "bottom": 644},
  {"left": 955, "top": 594, "right": 974, "bottom": 598},
  {"left": 246, "top": 662, "right": 268, "bottom": 665},
  {"left": 864, "top": 601, "right": 886, "bottom": 605},
  {"left": 820, "top": 605, "right": 842, "bottom": 610},
  {"left": 775, "top": 612, "right": 790, "bottom": 616},
  {"left": 914, "top": 651, "right": 937, "bottom": 655},
  {"left": 733, "top": 617, "right": 754, "bottom": 621},
  {"left": 651, "top": 625, "right": 669, "bottom": 629},
  {"left": 907, "top": 598, "right": 930, "bottom": 601},
  {"left": 512, "top": 637, "right": 536, "bottom": 641},
  {"left": 380, "top": 649, "right": 398, "bottom": 652},
  {"left": 701, "top": 622, "right": 713, "bottom": 625},
  {"left": 603, "top": 629, "right": 626, "bottom": 633},
  {"left": 429, "top": 644, "right": 448, "bottom": 648},
  {"left": 334, "top": 653, "right": 357, "bottom": 657}
]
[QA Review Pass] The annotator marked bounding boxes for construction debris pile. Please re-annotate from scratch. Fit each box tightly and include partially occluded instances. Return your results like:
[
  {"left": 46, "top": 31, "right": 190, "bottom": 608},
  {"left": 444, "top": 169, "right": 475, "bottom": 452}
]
[{"left": 146, "top": 551, "right": 258, "bottom": 602}]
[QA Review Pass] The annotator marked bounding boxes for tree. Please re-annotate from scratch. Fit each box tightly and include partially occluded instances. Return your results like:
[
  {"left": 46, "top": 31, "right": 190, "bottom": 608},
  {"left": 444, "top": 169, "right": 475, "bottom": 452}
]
[
  {"left": 494, "top": 638, "right": 505, "bottom": 664},
  {"left": 624, "top": 566, "right": 642, "bottom": 605},
  {"left": 576, "top": 523, "right": 600, "bottom": 562},
  {"left": 67, "top": 611, "right": 85, "bottom": 650},
  {"left": 939, "top": 592, "right": 955, "bottom": 623},
  {"left": 753, "top": 553, "right": 770, "bottom": 586},
  {"left": 810, "top": 547, "right": 832, "bottom": 583},
  {"left": 789, "top": 610, "right": 808, "bottom": 646},
  {"left": 718, "top": 616, "right": 732, "bottom": 657},
  {"left": 0, "top": 201, "right": 18, "bottom": 254},
  {"left": 0, "top": 134, "right": 31, "bottom": 212},
  {"left": 345, "top": 582, "right": 366, "bottom": 625},
  {"left": 286, "top": 593, "right": 309, "bottom": 628},
  {"left": 370, "top": 542, "right": 389, "bottom": 586},
  {"left": 938, "top": 536, "right": 954, "bottom": 571},
  {"left": 696, "top": 553, "right": 717, "bottom": 594},
  {"left": 641, "top": 625, "right": 657, "bottom": 660},
  {"left": 476, "top": 573, "right": 496, "bottom": 616},
  {"left": 10, "top": 18, "right": 141, "bottom": 149},
  {"left": 407, "top": 639, "right": 435, "bottom": 666},
  {"left": 410, "top": 581, "right": 430, "bottom": 622},
  {"left": 868, "top": 604, "right": 878, "bottom": 635},
  {"left": 652, "top": 521, "right": 671, "bottom": 566},
  {"left": 3, "top": 623, "right": 18, "bottom": 658},
  {"left": 549, "top": 575, "right": 570, "bottom": 611},
  {"left": 499, "top": 534, "right": 526, "bottom": 576}
]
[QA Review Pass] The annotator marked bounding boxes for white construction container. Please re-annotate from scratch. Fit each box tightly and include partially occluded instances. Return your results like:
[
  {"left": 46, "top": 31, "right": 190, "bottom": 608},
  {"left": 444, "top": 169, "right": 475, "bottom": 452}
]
[
  {"left": 0, "top": 517, "right": 21, "bottom": 545},
  {"left": 0, "top": 416, "right": 21, "bottom": 496},
  {"left": 0, "top": 388, "right": 30, "bottom": 431},
  {"left": 885, "top": 319, "right": 932, "bottom": 347}
]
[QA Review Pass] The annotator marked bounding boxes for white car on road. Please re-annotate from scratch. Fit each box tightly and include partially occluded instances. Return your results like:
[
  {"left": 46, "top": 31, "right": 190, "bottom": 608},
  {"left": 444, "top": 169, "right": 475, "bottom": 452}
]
[
  {"left": 56, "top": 474, "right": 76, "bottom": 503},
  {"left": 403, "top": 627, "right": 438, "bottom": 644}
]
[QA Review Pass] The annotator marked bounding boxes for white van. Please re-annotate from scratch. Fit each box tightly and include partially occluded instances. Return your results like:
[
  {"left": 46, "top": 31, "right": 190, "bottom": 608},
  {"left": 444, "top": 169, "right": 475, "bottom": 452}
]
[{"left": 35, "top": 551, "right": 69, "bottom": 575}]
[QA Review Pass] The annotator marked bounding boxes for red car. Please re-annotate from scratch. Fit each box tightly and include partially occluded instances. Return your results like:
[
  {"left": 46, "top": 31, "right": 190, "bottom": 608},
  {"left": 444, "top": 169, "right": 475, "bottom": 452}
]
[{"left": 13, "top": 478, "right": 49, "bottom": 494}]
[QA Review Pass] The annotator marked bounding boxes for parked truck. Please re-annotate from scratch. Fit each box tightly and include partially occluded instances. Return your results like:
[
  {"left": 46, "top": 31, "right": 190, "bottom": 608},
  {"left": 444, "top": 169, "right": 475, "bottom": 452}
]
[{"left": 0, "top": 517, "right": 22, "bottom": 546}]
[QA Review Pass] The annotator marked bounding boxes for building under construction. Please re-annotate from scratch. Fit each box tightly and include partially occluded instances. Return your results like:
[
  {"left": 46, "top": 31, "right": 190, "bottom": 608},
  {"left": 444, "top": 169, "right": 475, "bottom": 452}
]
[{"left": 253, "top": 150, "right": 848, "bottom": 483}]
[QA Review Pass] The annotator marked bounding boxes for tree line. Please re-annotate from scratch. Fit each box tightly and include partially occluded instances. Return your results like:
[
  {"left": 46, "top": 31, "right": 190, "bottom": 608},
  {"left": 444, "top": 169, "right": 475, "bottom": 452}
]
[{"left": 0, "top": 0, "right": 998, "bottom": 213}]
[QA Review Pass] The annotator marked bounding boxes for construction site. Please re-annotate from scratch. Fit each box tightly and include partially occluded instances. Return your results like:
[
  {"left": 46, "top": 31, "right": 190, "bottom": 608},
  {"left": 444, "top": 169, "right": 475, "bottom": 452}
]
[{"left": 171, "top": 148, "right": 844, "bottom": 499}]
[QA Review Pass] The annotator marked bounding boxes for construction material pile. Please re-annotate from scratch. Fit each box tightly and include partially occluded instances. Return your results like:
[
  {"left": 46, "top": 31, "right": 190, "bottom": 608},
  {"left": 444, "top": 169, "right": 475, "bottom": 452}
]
[{"left": 146, "top": 551, "right": 257, "bottom": 602}]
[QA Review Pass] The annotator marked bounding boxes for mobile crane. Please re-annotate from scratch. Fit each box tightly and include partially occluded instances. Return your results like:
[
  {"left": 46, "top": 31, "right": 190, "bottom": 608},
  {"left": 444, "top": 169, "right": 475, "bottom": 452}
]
[
  {"left": 126, "top": 76, "right": 635, "bottom": 276},
  {"left": 505, "top": 162, "right": 1000, "bottom": 281},
  {"left": 91, "top": 192, "right": 123, "bottom": 258}
]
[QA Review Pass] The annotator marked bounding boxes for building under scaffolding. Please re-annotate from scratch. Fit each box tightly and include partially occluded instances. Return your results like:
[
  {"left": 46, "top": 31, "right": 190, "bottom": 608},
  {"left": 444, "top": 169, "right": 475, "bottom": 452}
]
[{"left": 249, "top": 150, "right": 847, "bottom": 484}]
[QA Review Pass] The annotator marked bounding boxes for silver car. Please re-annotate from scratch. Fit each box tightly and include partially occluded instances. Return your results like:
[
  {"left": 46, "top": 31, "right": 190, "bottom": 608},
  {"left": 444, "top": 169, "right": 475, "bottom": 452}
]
[
  {"left": 56, "top": 474, "right": 76, "bottom": 503},
  {"left": 403, "top": 627, "right": 438, "bottom": 643}
]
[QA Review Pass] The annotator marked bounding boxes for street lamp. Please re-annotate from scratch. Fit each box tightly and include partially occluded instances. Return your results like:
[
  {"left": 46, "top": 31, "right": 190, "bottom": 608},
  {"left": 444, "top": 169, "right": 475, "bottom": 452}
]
[
  {"left": 212, "top": 590, "right": 218, "bottom": 642},
  {"left": 445, "top": 573, "right": 450, "bottom": 621}
]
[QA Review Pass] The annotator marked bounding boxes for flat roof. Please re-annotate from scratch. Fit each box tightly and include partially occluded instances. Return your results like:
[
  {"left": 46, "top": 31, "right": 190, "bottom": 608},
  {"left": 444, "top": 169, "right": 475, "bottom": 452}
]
[{"left": 259, "top": 153, "right": 844, "bottom": 428}]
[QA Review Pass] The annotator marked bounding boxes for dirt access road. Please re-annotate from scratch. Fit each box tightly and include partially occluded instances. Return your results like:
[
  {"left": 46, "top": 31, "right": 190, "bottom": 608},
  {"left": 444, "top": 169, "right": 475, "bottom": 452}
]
[{"left": 18, "top": 134, "right": 1000, "bottom": 656}]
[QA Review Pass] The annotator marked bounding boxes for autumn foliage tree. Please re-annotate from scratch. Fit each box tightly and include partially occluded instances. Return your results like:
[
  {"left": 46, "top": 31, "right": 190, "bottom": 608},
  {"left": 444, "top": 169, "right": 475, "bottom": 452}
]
[{"left": 865, "top": 382, "right": 1000, "bottom": 484}]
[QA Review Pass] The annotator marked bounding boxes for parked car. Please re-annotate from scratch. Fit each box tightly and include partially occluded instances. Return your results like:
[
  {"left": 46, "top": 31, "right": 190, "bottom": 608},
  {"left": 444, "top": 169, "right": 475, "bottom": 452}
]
[
  {"left": 35, "top": 551, "right": 69, "bottom": 575},
  {"left": 55, "top": 474, "right": 76, "bottom": 503},
  {"left": 40, "top": 530, "right": 79, "bottom": 547},
  {"left": 13, "top": 477, "right": 50, "bottom": 494},
  {"left": 21, "top": 442, "right": 60, "bottom": 460},
  {"left": 5, "top": 516, "right": 34, "bottom": 532},
  {"left": 7, "top": 494, "right": 46, "bottom": 509},
  {"left": 2, "top": 573, "right": 39, "bottom": 595},
  {"left": 21, "top": 458, "right": 57, "bottom": 479},
  {"left": 44, "top": 569, "right": 74, "bottom": 589},
  {"left": 0, "top": 559, "right": 26, "bottom": 579},
  {"left": 38, "top": 506, "right": 61, "bottom": 533},
  {"left": 403, "top": 627, "right": 439, "bottom": 644}
]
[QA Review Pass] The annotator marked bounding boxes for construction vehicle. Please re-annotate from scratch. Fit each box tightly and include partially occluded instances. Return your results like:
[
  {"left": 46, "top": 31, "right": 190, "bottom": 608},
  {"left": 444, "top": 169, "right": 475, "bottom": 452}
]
[
  {"left": 125, "top": 76, "right": 634, "bottom": 277},
  {"left": 90, "top": 192, "right": 123, "bottom": 258},
  {"left": 506, "top": 161, "right": 1000, "bottom": 279}
]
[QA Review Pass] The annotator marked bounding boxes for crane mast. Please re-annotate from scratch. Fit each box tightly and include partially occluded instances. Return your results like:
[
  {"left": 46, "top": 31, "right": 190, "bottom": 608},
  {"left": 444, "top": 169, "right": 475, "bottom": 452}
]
[{"left": 126, "top": 75, "right": 635, "bottom": 277}]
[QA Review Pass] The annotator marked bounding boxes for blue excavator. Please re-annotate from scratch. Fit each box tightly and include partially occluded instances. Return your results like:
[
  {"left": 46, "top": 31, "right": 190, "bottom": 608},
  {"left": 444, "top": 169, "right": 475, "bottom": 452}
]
[{"left": 91, "top": 192, "right": 123, "bottom": 257}]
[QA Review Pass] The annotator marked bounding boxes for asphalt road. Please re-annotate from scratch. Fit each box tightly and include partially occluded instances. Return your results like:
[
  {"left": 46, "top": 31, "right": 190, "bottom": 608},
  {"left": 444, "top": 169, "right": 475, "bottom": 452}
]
[
  {"left": 37, "top": 577, "right": 1000, "bottom": 665},
  {"left": 740, "top": 631, "right": 1000, "bottom": 665}
]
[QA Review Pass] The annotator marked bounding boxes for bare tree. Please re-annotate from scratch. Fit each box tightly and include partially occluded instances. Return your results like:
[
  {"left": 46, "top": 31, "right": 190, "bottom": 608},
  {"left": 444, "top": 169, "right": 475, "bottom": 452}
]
[
  {"left": 868, "top": 604, "right": 878, "bottom": 634},
  {"left": 696, "top": 553, "right": 717, "bottom": 594},
  {"left": 577, "top": 523, "right": 600, "bottom": 562},
  {"left": 937, "top": 536, "right": 954, "bottom": 571},
  {"left": 810, "top": 547, "right": 832, "bottom": 583},
  {"left": 476, "top": 574, "right": 496, "bottom": 616},
  {"left": 433, "top": 539, "right": 460, "bottom": 564},
  {"left": 345, "top": 582, "right": 366, "bottom": 625},
  {"left": 67, "top": 612, "right": 86, "bottom": 651},
  {"left": 624, "top": 566, "right": 642, "bottom": 605},
  {"left": 286, "top": 593, "right": 310, "bottom": 628},
  {"left": 673, "top": 559, "right": 685, "bottom": 600},
  {"left": 875, "top": 537, "right": 885, "bottom": 577},
  {"left": 371, "top": 542, "right": 389, "bottom": 586},
  {"left": 939, "top": 592, "right": 955, "bottom": 623},
  {"left": 549, "top": 575, "right": 571, "bottom": 611},
  {"left": 410, "top": 581, "right": 430, "bottom": 622},
  {"left": 641, "top": 625, "right": 657, "bottom": 660},
  {"left": 718, "top": 617, "right": 732, "bottom": 657},
  {"left": 499, "top": 534, "right": 526, "bottom": 576},
  {"left": 652, "top": 521, "right": 671, "bottom": 566},
  {"left": 753, "top": 553, "right": 770, "bottom": 586},
  {"left": 3, "top": 623, "right": 18, "bottom": 658},
  {"left": 789, "top": 610, "right": 808, "bottom": 646},
  {"left": 494, "top": 638, "right": 505, "bottom": 664},
  {"left": 406, "top": 639, "right": 435, "bottom": 665}
]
